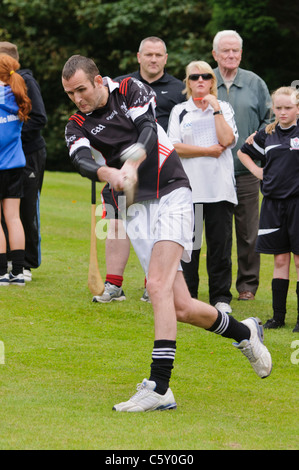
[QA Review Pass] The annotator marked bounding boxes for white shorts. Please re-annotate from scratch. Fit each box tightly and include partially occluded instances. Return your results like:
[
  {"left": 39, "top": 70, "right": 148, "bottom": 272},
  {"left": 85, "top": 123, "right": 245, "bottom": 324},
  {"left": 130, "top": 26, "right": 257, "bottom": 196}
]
[{"left": 121, "top": 187, "right": 194, "bottom": 276}]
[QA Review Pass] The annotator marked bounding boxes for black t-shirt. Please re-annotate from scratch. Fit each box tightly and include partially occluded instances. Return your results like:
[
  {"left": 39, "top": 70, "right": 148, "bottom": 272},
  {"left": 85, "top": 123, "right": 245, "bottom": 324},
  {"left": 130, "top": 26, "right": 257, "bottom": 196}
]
[
  {"left": 65, "top": 76, "right": 189, "bottom": 202},
  {"left": 240, "top": 122, "right": 299, "bottom": 199}
]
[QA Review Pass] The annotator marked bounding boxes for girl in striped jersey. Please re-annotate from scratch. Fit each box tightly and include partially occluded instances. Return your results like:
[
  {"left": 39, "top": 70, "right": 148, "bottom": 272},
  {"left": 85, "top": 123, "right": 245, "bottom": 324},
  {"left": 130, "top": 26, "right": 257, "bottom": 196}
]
[{"left": 238, "top": 86, "right": 299, "bottom": 332}]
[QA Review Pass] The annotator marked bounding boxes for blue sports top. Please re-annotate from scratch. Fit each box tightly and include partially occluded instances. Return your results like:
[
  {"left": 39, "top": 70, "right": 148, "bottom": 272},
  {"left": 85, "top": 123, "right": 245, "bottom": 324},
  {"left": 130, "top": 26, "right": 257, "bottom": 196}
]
[{"left": 0, "top": 84, "right": 26, "bottom": 170}]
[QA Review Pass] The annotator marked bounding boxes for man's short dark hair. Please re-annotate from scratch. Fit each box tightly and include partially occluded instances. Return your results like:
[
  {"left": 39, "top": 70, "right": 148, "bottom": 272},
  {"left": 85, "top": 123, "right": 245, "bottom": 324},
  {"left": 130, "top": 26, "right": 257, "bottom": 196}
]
[
  {"left": 62, "top": 55, "right": 100, "bottom": 84},
  {"left": 139, "top": 37, "right": 167, "bottom": 54}
]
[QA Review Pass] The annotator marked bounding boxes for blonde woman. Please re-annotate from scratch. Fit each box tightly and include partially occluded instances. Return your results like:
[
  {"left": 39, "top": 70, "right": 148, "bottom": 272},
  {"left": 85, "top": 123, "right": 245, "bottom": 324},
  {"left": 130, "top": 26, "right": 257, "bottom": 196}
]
[
  {"left": 238, "top": 87, "right": 299, "bottom": 332},
  {"left": 168, "top": 61, "right": 238, "bottom": 314},
  {"left": 0, "top": 53, "right": 31, "bottom": 285}
]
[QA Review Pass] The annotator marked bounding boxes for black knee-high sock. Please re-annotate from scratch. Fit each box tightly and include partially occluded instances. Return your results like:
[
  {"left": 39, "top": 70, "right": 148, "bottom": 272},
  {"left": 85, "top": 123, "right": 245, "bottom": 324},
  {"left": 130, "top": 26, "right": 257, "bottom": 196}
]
[
  {"left": 296, "top": 281, "right": 299, "bottom": 323},
  {"left": 272, "top": 278, "right": 289, "bottom": 323},
  {"left": 207, "top": 310, "right": 250, "bottom": 343},
  {"left": 10, "top": 250, "right": 25, "bottom": 276},
  {"left": 0, "top": 253, "right": 7, "bottom": 276},
  {"left": 149, "top": 339, "right": 176, "bottom": 395}
]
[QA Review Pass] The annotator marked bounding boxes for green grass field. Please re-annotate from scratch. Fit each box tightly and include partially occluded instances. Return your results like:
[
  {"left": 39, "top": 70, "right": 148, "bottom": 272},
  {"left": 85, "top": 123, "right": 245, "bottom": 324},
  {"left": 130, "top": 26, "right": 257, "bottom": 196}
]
[{"left": 0, "top": 171, "right": 298, "bottom": 450}]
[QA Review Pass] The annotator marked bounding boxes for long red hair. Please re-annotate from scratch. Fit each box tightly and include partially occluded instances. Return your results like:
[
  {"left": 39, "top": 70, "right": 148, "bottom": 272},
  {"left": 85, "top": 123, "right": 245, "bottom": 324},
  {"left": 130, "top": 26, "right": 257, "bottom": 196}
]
[{"left": 0, "top": 53, "right": 31, "bottom": 122}]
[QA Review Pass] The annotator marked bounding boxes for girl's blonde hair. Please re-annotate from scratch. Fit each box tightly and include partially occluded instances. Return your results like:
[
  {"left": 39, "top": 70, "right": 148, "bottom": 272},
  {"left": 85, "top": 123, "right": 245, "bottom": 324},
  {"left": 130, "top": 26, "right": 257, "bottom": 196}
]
[
  {"left": 183, "top": 61, "right": 217, "bottom": 99},
  {"left": 266, "top": 86, "right": 299, "bottom": 134},
  {"left": 0, "top": 53, "right": 31, "bottom": 122}
]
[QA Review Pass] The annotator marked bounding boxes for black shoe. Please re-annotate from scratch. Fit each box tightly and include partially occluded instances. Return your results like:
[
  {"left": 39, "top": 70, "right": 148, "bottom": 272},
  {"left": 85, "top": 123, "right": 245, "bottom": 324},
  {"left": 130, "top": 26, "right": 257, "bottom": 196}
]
[
  {"left": 264, "top": 318, "right": 285, "bottom": 329},
  {"left": 293, "top": 322, "right": 299, "bottom": 333}
]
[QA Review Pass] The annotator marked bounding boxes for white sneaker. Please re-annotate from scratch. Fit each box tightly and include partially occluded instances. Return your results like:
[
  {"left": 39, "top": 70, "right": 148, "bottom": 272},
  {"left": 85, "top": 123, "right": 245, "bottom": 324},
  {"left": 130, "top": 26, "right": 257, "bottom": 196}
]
[
  {"left": 0, "top": 273, "right": 10, "bottom": 286},
  {"left": 233, "top": 317, "right": 272, "bottom": 378},
  {"left": 113, "top": 379, "right": 177, "bottom": 412},
  {"left": 140, "top": 288, "right": 151, "bottom": 303},
  {"left": 9, "top": 272, "right": 25, "bottom": 286},
  {"left": 214, "top": 302, "right": 232, "bottom": 314},
  {"left": 23, "top": 269, "right": 32, "bottom": 282},
  {"left": 92, "top": 282, "right": 126, "bottom": 303}
]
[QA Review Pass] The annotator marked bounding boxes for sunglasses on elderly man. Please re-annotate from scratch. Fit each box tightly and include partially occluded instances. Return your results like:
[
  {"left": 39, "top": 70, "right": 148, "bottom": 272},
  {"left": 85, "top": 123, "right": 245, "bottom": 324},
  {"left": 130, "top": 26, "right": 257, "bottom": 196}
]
[{"left": 188, "top": 73, "right": 213, "bottom": 81}]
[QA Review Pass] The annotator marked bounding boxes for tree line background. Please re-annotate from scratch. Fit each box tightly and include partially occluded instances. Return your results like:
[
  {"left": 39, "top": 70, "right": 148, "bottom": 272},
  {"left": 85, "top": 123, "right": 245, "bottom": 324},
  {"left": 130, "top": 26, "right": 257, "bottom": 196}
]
[{"left": 1, "top": 0, "right": 298, "bottom": 171}]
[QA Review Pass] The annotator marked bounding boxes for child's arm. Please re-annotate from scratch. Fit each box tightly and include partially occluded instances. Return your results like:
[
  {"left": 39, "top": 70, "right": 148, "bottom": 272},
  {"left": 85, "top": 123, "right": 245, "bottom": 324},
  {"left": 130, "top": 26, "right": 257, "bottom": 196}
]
[{"left": 237, "top": 149, "right": 263, "bottom": 180}]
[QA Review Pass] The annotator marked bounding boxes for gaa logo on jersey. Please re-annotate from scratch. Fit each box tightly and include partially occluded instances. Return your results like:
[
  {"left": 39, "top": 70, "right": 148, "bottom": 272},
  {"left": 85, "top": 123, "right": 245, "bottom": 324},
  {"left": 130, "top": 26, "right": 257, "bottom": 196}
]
[
  {"left": 91, "top": 124, "right": 106, "bottom": 135},
  {"left": 290, "top": 137, "right": 299, "bottom": 150}
]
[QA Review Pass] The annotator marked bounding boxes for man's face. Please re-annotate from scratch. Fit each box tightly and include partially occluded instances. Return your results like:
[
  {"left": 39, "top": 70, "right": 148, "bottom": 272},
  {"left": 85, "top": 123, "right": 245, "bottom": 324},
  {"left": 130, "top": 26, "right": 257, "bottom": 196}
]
[
  {"left": 212, "top": 36, "right": 242, "bottom": 73},
  {"left": 137, "top": 41, "right": 168, "bottom": 81},
  {"left": 62, "top": 69, "right": 107, "bottom": 113}
]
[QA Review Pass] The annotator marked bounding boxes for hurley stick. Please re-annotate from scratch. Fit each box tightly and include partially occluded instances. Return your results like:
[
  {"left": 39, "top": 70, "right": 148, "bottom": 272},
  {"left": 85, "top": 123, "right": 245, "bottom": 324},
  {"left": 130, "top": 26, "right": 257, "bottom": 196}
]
[{"left": 88, "top": 180, "right": 105, "bottom": 295}]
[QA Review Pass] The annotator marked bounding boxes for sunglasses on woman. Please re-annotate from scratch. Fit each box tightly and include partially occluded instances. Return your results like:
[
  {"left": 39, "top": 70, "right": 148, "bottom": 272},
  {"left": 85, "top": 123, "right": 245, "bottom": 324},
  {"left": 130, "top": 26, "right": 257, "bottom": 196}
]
[{"left": 188, "top": 73, "right": 213, "bottom": 81}]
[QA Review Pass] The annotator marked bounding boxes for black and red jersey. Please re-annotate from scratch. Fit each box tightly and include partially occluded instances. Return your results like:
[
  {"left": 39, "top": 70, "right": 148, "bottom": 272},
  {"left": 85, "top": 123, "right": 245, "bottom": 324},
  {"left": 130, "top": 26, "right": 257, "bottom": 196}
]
[
  {"left": 65, "top": 76, "right": 190, "bottom": 202},
  {"left": 240, "top": 121, "right": 299, "bottom": 199},
  {"left": 115, "top": 70, "right": 186, "bottom": 132}
]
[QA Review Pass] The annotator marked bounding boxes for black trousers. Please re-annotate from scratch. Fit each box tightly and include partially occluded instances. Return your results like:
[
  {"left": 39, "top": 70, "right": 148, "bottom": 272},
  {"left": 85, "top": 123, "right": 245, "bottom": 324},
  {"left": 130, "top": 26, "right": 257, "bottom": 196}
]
[
  {"left": 182, "top": 201, "right": 234, "bottom": 305},
  {"left": 20, "top": 147, "right": 47, "bottom": 269}
]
